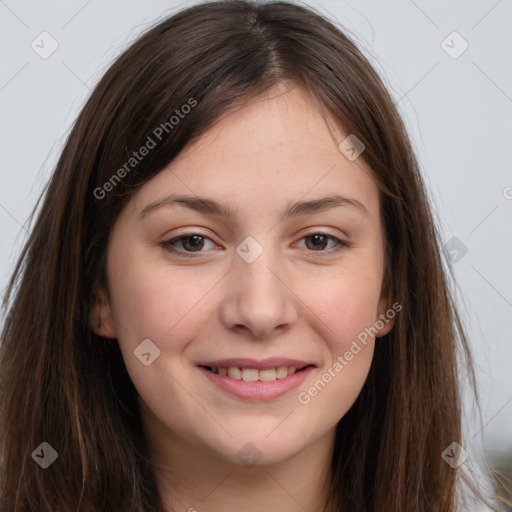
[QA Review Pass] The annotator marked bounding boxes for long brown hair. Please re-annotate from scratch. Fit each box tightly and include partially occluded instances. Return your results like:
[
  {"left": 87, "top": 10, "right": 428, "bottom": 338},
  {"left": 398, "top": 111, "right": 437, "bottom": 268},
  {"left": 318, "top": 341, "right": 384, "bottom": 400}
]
[{"left": 0, "top": 1, "right": 503, "bottom": 510}]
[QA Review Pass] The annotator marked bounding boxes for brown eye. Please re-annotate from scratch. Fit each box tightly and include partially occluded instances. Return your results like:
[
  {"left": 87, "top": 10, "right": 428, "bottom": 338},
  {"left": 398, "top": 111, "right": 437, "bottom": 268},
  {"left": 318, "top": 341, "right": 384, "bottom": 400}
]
[
  {"left": 304, "top": 234, "right": 329, "bottom": 251},
  {"left": 297, "top": 232, "right": 348, "bottom": 254},
  {"left": 162, "top": 234, "right": 216, "bottom": 257},
  {"left": 178, "top": 235, "right": 206, "bottom": 252}
]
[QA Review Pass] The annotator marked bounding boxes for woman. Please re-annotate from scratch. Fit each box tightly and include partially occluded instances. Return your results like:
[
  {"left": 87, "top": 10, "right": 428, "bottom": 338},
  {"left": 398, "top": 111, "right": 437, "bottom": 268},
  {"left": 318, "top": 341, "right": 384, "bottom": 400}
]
[{"left": 0, "top": 1, "right": 502, "bottom": 510}]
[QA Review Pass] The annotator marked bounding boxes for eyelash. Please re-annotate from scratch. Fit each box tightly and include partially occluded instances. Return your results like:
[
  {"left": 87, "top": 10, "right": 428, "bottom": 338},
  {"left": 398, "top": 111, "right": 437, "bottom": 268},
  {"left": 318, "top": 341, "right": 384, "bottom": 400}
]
[{"left": 161, "top": 232, "right": 350, "bottom": 258}]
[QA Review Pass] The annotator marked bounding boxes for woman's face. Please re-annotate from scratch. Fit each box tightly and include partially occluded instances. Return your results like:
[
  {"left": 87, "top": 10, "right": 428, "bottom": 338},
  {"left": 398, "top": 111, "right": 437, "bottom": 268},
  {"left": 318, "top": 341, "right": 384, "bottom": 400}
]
[{"left": 91, "top": 83, "right": 394, "bottom": 467}]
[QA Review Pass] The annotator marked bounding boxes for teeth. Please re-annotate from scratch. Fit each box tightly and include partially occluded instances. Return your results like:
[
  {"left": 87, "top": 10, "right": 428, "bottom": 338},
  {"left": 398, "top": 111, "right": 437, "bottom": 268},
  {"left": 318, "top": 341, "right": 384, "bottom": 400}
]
[
  {"left": 241, "top": 368, "right": 259, "bottom": 382},
  {"left": 276, "top": 367, "right": 288, "bottom": 379},
  {"left": 209, "top": 365, "right": 304, "bottom": 382},
  {"left": 228, "top": 367, "right": 242, "bottom": 380},
  {"left": 258, "top": 369, "right": 276, "bottom": 382}
]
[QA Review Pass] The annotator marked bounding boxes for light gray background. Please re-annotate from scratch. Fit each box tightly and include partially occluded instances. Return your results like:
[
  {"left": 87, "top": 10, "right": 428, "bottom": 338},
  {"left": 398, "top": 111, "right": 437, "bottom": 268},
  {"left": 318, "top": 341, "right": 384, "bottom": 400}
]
[{"left": 1, "top": 0, "right": 511, "bottom": 495}]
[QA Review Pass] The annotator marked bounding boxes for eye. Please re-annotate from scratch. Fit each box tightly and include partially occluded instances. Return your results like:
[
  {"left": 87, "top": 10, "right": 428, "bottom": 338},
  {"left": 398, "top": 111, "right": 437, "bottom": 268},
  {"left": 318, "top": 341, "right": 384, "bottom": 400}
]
[
  {"left": 161, "top": 231, "right": 349, "bottom": 258},
  {"left": 162, "top": 233, "right": 217, "bottom": 257},
  {"left": 295, "top": 232, "right": 349, "bottom": 254}
]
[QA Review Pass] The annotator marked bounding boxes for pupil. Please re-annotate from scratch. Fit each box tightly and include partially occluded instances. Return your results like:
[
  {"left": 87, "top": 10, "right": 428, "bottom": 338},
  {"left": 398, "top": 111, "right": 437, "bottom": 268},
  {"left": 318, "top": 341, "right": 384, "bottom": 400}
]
[
  {"left": 307, "top": 234, "right": 326, "bottom": 250},
  {"left": 184, "top": 235, "right": 203, "bottom": 251}
]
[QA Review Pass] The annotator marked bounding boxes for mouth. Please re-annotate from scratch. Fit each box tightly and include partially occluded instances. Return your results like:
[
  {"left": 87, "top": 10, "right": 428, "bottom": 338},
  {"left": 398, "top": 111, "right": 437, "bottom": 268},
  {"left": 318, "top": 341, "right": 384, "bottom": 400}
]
[
  {"left": 200, "top": 364, "right": 313, "bottom": 382},
  {"left": 196, "top": 358, "right": 316, "bottom": 401}
]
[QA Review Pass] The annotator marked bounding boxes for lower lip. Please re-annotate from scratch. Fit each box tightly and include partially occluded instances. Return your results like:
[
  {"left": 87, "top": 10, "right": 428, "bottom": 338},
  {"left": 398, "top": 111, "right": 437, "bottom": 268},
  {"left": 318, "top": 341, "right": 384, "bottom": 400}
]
[{"left": 198, "top": 366, "right": 314, "bottom": 401}]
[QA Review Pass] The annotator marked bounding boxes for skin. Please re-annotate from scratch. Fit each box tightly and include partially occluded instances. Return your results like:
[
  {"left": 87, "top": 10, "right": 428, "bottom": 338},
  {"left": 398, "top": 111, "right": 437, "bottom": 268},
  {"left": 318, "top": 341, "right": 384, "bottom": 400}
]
[{"left": 90, "top": 82, "right": 395, "bottom": 512}]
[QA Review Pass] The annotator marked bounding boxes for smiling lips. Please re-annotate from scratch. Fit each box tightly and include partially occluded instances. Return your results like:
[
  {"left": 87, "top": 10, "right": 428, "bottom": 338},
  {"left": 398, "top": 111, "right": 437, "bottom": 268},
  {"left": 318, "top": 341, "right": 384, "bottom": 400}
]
[
  {"left": 197, "top": 358, "right": 315, "bottom": 400},
  {"left": 197, "top": 357, "right": 313, "bottom": 381},
  {"left": 207, "top": 365, "right": 301, "bottom": 382}
]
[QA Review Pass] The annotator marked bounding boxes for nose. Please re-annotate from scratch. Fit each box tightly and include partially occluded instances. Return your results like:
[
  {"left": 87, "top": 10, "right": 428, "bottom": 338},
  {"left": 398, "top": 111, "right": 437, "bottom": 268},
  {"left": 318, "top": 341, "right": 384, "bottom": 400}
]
[{"left": 218, "top": 244, "right": 299, "bottom": 339}]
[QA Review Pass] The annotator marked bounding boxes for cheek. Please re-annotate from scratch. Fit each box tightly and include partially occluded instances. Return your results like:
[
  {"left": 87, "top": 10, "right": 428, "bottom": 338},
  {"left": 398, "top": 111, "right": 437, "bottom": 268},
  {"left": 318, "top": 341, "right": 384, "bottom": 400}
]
[
  {"left": 107, "top": 251, "right": 213, "bottom": 340},
  {"left": 296, "top": 275, "right": 378, "bottom": 420},
  {"left": 307, "top": 263, "right": 383, "bottom": 348},
  {"left": 295, "top": 263, "right": 381, "bottom": 412},
  {"left": 105, "top": 258, "right": 204, "bottom": 402}
]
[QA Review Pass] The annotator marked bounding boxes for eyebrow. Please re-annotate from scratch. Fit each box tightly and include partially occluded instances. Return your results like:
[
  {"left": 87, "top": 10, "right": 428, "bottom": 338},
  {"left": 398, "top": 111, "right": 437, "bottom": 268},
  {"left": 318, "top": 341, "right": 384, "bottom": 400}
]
[{"left": 137, "top": 193, "right": 369, "bottom": 220}]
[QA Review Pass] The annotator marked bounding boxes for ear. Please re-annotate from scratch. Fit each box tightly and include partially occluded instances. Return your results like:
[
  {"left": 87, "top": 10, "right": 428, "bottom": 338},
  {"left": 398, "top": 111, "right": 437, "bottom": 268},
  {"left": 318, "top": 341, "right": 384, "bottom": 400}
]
[
  {"left": 375, "top": 292, "right": 396, "bottom": 338},
  {"left": 375, "top": 263, "right": 397, "bottom": 338},
  {"left": 89, "top": 284, "right": 117, "bottom": 339},
  {"left": 373, "top": 250, "right": 398, "bottom": 338}
]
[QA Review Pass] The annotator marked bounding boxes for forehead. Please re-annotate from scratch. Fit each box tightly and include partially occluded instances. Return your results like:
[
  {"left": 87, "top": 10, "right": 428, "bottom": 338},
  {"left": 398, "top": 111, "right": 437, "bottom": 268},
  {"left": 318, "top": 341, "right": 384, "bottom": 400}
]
[{"left": 128, "top": 83, "right": 380, "bottom": 222}]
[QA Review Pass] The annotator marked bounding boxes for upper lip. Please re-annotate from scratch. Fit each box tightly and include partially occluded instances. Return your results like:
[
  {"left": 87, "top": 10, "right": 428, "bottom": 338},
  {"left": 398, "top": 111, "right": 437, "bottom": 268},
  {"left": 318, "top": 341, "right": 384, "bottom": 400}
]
[{"left": 196, "top": 358, "right": 315, "bottom": 370}]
